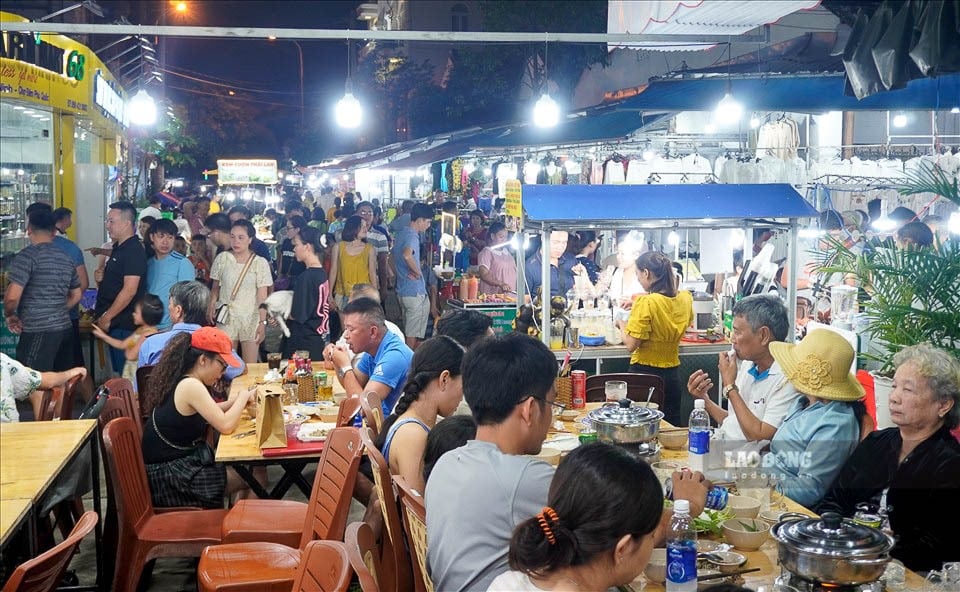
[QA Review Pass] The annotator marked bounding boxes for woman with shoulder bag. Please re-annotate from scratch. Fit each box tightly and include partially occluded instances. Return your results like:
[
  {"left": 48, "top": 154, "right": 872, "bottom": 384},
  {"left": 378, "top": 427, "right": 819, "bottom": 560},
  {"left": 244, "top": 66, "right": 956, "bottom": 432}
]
[
  {"left": 209, "top": 219, "right": 273, "bottom": 362},
  {"left": 141, "top": 327, "right": 257, "bottom": 508},
  {"left": 327, "top": 215, "right": 378, "bottom": 311}
]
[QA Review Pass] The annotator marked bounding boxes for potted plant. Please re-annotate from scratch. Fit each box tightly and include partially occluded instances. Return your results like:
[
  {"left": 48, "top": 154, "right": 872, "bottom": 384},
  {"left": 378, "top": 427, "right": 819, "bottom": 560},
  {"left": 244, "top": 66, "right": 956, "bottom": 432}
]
[{"left": 812, "top": 163, "right": 960, "bottom": 425}]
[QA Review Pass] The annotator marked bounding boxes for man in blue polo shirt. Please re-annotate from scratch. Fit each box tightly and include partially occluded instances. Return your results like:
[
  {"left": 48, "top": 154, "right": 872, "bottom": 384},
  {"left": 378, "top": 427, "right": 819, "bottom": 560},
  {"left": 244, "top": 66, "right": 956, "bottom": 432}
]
[
  {"left": 324, "top": 296, "right": 412, "bottom": 415},
  {"left": 138, "top": 280, "right": 245, "bottom": 380},
  {"left": 146, "top": 218, "right": 196, "bottom": 329}
]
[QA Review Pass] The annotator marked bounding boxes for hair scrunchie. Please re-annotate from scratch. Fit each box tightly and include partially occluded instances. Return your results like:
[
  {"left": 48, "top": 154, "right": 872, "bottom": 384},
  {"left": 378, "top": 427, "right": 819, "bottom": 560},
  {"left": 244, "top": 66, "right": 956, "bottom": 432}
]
[{"left": 537, "top": 506, "right": 559, "bottom": 545}]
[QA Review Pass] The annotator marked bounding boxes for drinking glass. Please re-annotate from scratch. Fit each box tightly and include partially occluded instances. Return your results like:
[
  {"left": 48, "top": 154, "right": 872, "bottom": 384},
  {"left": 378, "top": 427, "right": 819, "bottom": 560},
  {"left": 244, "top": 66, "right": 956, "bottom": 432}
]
[
  {"left": 282, "top": 384, "right": 299, "bottom": 408},
  {"left": 605, "top": 380, "right": 628, "bottom": 402},
  {"left": 266, "top": 352, "right": 282, "bottom": 370},
  {"left": 882, "top": 559, "right": 906, "bottom": 591}
]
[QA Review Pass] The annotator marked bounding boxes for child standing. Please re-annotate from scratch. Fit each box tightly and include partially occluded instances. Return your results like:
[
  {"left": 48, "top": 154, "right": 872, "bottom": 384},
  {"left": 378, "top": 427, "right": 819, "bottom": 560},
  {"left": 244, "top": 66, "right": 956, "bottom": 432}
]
[{"left": 92, "top": 294, "right": 163, "bottom": 383}]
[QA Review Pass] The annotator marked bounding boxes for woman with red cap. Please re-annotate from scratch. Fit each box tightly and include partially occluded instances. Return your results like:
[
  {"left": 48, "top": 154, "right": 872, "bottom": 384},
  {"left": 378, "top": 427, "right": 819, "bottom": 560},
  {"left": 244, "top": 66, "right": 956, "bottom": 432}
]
[{"left": 141, "top": 326, "right": 256, "bottom": 508}]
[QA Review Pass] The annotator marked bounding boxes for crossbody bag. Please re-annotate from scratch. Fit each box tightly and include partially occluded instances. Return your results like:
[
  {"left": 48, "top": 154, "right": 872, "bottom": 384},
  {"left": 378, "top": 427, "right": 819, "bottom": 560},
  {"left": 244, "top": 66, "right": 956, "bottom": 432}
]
[{"left": 214, "top": 253, "right": 256, "bottom": 325}]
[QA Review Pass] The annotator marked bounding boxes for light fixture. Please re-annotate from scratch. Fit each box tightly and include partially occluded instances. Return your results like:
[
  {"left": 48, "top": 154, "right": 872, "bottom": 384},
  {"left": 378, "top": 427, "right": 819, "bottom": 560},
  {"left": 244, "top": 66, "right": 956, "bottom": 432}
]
[
  {"left": 532, "top": 35, "right": 560, "bottom": 128},
  {"left": 667, "top": 229, "right": 680, "bottom": 247},
  {"left": 715, "top": 92, "right": 743, "bottom": 125},
  {"left": 871, "top": 215, "right": 896, "bottom": 232},
  {"left": 463, "top": 162, "right": 476, "bottom": 175},
  {"left": 127, "top": 88, "right": 157, "bottom": 126},
  {"left": 948, "top": 212, "right": 960, "bottom": 235},
  {"left": 952, "top": 107, "right": 960, "bottom": 114},
  {"left": 749, "top": 116, "right": 760, "bottom": 129},
  {"left": 533, "top": 93, "right": 560, "bottom": 128},
  {"left": 728, "top": 228, "right": 745, "bottom": 248},
  {"left": 336, "top": 39, "right": 363, "bottom": 129},
  {"left": 892, "top": 113, "right": 907, "bottom": 128},
  {"left": 483, "top": 167, "right": 492, "bottom": 176}
]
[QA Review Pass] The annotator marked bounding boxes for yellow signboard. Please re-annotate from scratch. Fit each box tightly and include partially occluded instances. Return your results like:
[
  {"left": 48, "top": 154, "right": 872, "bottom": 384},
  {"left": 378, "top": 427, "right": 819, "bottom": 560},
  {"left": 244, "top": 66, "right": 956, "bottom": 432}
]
[{"left": 504, "top": 179, "right": 522, "bottom": 218}]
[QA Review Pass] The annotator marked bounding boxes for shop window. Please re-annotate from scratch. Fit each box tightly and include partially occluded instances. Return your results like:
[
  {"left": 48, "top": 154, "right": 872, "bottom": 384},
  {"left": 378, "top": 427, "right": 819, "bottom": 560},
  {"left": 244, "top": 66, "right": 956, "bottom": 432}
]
[
  {"left": 1, "top": 102, "right": 54, "bottom": 256},
  {"left": 451, "top": 4, "right": 468, "bottom": 32}
]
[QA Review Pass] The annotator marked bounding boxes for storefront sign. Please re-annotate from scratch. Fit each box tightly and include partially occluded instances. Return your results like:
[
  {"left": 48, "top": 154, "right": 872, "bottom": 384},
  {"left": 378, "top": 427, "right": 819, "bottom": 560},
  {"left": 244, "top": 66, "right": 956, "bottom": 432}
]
[
  {"left": 504, "top": 179, "right": 523, "bottom": 218},
  {"left": 217, "top": 159, "right": 279, "bottom": 185},
  {"left": 93, "top": 70, "right": 126, "bottom": 125},
  {"left": 0, "top": 31, "right": 84, "bottom": 80}
]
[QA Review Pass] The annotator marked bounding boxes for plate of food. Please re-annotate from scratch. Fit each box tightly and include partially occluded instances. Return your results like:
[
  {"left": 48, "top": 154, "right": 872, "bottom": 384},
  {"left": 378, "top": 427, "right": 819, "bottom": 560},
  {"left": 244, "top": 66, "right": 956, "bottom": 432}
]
[{"left": 297, "top": 422, "right": 337, "bottom": 442}]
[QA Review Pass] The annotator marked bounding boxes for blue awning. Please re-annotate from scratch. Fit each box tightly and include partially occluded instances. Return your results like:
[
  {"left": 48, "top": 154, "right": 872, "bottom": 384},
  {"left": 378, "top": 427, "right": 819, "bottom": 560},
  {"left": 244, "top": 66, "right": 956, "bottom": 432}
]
[
  {"left": 473, "top": 110, "right": 668, "bottom": 150},
  {"left": 522, "top": 184, "right": 818, "bottom": 228},
  {"left": 613, "top": 73, "right": 960, "bottom": 112}
]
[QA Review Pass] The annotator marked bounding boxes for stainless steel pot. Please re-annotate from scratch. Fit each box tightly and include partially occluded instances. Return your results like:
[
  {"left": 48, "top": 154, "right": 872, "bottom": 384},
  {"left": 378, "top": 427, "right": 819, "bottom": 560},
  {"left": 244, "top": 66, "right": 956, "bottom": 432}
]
[
  {"left": 771, "top": 512, "right": 894, "bottom": 586},
  {"left": 586, "top": 399, "right": 664, "bottom": 444}
]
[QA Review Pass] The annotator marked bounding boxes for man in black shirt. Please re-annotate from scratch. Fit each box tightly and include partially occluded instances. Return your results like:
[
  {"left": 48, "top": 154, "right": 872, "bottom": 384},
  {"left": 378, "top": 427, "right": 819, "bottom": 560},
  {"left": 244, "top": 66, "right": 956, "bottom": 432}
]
[{"left": 95, "top": 201, "right": 147, "bottom": 373}]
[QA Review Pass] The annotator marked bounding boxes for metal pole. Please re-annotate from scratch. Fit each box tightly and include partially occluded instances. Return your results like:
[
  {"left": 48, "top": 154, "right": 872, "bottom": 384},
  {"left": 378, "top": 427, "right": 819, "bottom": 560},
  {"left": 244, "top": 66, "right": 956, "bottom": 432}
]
[
  {"left": 541, "top": 228, "right": 551, "bottom": 348},
  {"left": 1, "top": 21, "right": 767, "bottom": 45},
  {"left": 292, "top": 40, "right": 304, "bottom": 128},
  {"left": 787, "top": 219, "right": 799, "bottom": 343}
]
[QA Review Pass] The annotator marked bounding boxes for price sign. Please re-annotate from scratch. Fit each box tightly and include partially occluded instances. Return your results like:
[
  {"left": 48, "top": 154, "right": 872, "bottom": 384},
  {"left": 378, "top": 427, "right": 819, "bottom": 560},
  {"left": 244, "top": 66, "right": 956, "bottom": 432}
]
[{"left": 504, "top": 179, "right": 522, "bottom": 218}]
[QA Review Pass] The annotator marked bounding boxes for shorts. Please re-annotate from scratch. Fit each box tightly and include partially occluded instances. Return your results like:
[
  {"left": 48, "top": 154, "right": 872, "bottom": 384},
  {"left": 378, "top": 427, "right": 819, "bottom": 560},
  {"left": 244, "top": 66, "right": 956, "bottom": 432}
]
[
  {"left": 218, "top": 310, "right": 260, "bottom": 343},
  {"left": 16, "top": 327, "right": 75, "bottom": 372},
  {"left": 400, "top": 294, "right": 430, "bottom": 339}
]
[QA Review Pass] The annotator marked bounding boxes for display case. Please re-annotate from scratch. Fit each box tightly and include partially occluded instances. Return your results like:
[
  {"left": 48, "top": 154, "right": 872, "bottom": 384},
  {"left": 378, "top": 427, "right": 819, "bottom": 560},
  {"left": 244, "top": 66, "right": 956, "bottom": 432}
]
[{"left": 1, "top": 165, "right": 53, "bottom": 256}]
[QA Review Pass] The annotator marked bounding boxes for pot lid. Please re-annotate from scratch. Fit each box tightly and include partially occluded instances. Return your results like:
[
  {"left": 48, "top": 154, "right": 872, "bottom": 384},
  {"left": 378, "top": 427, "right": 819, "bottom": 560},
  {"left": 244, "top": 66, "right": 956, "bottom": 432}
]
[
  {"left": 774, "top": 512, "right": 894, "bottom": 557},
  {"left": 587, "top": 399, "right": 663, "bottom": 426}
]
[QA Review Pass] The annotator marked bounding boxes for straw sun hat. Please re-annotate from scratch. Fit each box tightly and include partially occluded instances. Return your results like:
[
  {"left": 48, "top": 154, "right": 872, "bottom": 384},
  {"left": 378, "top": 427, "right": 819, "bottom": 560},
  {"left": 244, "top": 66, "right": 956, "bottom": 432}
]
[{"left": 769, "top": 329, "right": 865, "bottom": 402}]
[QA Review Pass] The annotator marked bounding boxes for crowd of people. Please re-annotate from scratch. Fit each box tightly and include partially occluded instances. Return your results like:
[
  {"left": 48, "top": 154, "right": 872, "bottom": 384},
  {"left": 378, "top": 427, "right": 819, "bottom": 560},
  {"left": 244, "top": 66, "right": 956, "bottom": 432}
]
[{"left": 2, "top": 189, "right": 958, "bottom": 590}]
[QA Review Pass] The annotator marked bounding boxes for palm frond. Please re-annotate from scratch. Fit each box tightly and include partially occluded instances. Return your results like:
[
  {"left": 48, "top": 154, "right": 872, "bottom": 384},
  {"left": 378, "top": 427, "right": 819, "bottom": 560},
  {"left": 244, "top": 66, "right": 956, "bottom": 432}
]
[{"left": 895, "top": 161, "right": 960, "bottom": 206}]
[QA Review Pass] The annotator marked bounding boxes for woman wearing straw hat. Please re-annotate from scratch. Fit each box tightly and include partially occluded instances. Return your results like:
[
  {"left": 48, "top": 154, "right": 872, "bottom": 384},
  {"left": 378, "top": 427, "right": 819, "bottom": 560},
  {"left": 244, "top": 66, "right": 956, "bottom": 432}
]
[{"left": 762, "top": 329, "right": 866, "bottom": 507}]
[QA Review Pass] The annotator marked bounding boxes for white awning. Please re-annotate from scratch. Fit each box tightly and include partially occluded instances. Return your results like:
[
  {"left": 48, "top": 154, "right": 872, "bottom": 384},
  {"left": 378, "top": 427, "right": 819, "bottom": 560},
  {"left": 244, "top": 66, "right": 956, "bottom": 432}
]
[{"left": 607, "top": 0, "right": 822, "bottom": 51}]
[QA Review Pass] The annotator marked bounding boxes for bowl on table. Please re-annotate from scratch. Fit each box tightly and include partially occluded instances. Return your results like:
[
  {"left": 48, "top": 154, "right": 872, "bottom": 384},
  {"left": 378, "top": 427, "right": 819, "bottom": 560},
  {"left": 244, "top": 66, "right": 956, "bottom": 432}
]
[
  {"left": 644, "top": 548, "right": 666, "bottom": 583},
  {"left": 658, "top": 429, "right": 688, "bottom": 450},
  {"left": 726, "top": 494, "right": 761, "bottom": 518},
  {"left": 559, "top": 410, "right": 580, "bottom": 421},
  {"left": 705, "top": 550, "right": 747, "bottom": 574},
  {"left": 533, "top": 447, "right": 561, "bottom": 466},
  {"left": 758, "top": 509, "right": 789, "bottom": 526},
  {"left": 721, "top": 518, "right": 770, "bottom": 551}
]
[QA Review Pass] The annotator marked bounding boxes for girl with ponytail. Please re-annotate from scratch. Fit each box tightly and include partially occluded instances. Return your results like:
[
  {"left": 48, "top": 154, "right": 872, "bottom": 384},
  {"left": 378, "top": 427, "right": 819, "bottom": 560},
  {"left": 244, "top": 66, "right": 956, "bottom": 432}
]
[
  {"left": 373, "top": 335, "right": 465, "bottom": 491},
  {"left": 490, "top": 442, "right": 663, "bottom": 591},
  {"left": 616, "top": 250, "right": 693, "bottom": 425}
]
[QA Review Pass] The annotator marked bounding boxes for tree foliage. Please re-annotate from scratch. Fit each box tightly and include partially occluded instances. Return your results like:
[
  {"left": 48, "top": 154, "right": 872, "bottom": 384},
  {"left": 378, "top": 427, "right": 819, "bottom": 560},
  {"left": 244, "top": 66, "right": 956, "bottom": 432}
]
[{"left": 355, "top": 43, "right": 437, "bottom": 146}]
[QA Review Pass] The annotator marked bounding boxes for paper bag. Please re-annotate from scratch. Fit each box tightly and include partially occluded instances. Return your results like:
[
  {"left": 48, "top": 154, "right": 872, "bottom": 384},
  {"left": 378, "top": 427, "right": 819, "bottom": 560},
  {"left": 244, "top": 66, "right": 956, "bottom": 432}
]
[{"left": 256, "top": 384, "right": 288, "bottom": 449}]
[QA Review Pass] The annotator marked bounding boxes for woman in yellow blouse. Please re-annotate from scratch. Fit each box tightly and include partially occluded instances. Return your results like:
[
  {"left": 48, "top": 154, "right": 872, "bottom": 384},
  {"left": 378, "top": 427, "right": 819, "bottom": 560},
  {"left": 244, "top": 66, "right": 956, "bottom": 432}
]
[
  {"left": 328, "top": 215, "right": 378, "bottom": 310},
  {"left": 616, "top": 251, "right": 693, "bottom": 425}
]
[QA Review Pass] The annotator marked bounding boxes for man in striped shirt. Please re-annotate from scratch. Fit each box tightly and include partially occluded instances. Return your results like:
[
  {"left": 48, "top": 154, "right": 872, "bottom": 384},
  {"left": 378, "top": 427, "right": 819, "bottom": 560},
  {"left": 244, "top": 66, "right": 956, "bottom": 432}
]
[{"left": 3, "top": 208, "right": 82, "bottom": 409}]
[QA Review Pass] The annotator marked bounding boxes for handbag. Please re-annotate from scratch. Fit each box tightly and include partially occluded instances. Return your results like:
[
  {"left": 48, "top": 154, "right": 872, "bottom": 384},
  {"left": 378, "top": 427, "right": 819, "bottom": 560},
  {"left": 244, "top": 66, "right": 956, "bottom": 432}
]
[
  {"left": 151, "top": 409, "right": 215, "bottom": 465},
  {"left": 215, "top": 253, "right": 256, "bottom": 326}
]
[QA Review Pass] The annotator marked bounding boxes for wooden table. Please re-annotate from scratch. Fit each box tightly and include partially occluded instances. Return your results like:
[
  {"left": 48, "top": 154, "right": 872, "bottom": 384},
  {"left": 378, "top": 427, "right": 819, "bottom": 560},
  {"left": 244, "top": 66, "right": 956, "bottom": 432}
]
[
  {"left": 0, "top": 419, "right": 104, "bottom": 589},
  {"left": 551, "top": 405, "right": 926, "bottom": 591},
  {"left": 215, "top": 363, "right": 347, "bottom": 499}
]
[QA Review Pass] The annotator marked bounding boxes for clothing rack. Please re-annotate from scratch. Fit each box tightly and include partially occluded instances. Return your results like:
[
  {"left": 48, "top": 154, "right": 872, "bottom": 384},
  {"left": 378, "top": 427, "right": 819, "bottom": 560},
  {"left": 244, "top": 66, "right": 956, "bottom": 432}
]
[{"left": 811, "top": 174, "right": 905, "bottom": 191}]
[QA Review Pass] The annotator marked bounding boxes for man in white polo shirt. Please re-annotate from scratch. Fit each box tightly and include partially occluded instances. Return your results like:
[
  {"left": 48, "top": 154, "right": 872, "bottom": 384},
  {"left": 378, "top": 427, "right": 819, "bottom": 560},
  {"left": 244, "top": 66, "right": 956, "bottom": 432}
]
[{"left": 686, "top": 294, "right": 799, "bottom": 449}]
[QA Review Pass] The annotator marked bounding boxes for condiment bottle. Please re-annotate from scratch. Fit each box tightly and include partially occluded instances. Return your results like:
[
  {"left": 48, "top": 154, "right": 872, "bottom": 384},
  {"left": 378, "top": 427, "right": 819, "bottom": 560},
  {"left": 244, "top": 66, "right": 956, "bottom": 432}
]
[{"left": 467, "top": 276, "right": 479, "bottom": 300}]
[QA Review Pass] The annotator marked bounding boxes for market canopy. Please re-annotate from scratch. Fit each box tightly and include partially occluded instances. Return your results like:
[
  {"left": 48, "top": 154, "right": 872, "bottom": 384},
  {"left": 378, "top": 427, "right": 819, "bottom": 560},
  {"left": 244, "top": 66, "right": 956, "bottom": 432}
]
[
  {"left": 522, "top": 183, "right": 818, "bottom": 229},
  {"left": 472, "top": 110, "right": 668, "bottom": 152},
  {"left": 613, "top": 73, "right": 960, "bottom": 112}
]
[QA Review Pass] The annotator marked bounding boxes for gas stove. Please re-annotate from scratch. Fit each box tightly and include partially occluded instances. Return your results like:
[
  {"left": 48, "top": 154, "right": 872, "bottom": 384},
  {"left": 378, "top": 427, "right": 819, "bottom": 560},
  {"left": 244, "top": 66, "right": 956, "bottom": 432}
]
[{"left": 779, "top": 571, "right": 884, "bottom": 592}]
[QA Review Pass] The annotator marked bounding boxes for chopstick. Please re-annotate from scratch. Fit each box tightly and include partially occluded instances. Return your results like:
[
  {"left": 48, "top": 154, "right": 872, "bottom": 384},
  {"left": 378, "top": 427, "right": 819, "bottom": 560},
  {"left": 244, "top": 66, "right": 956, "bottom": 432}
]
[
  {"left": 231, "top": 429, "right": 256, "bottom": 439},
  {"left": 697, "top": 567, "right": 760, "bottom": 581}
]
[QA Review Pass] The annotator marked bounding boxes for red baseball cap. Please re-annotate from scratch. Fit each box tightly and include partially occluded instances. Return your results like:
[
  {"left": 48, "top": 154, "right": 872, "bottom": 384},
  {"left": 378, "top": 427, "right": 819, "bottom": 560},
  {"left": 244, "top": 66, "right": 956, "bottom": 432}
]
[{"left": 191, "top": 326, "right": 242, "bottom": 368}]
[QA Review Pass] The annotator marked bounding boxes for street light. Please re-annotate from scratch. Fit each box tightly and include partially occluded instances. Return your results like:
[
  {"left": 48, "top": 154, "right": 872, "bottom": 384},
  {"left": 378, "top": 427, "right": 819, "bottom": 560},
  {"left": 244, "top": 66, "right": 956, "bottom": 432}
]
[
  {"left": 336, "top": 39, "right": 362, "bottom": 129},
  {"left": 128, "top": 88, "right": 158, "bottom": 126}
]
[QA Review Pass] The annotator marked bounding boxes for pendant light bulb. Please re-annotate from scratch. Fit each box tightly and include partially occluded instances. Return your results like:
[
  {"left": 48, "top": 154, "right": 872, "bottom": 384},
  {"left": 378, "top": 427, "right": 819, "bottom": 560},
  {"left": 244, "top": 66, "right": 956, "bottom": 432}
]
[
  {"left": 715, "top": 92, "right": 743, "bottom": 125},
  {"left": 127, "top": 88, "right": 157, "bottom": 126},
  {"left": 533, "top": 93, "right": 560, "bottom": 128},
  {"left": 335, "top": 91, "right": 362, "bottom": 129},
  {"left": 667, "top": 230, "right": 680, "bottom": 247},
  {"left": 892, "top": 113, "right": 907, "bottom": 128}
]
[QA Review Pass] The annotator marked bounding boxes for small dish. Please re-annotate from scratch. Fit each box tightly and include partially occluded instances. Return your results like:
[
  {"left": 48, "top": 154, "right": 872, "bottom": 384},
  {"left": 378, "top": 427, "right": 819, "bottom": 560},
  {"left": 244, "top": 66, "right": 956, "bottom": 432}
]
[
  {"left": 726, "top": 494, "right": 761, "bottom": 519},
  {"left": 721, "top": 518, "right": 771, "bottom": 551},
  {"left": 696, "top": 540, "right": 732, "bottom": 554},
  {"left": 705, "top": 551, "right": 747, "bottom": 574},
  {"left": 579, "top": 335, "right": 606, "bottom": 347},
  {"left": 559, "top": 410, "right": 579, "bottom": 421},
  {"left": 659, "top": 429, "right": 688, "bottom": 450}
]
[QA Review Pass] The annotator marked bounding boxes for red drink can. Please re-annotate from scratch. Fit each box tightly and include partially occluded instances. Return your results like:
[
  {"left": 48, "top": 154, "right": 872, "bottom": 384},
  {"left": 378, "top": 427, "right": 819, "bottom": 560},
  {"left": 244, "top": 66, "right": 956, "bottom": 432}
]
[{"left": 571, "top": 370, "right": 586, "bottom": 409}]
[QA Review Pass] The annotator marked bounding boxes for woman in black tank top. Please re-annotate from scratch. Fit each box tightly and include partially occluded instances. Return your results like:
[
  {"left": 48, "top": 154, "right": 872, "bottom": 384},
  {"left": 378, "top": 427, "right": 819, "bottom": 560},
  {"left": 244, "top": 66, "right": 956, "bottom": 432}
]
[{"left": 140, "top": 326, "right": 256, "bottom": 508}]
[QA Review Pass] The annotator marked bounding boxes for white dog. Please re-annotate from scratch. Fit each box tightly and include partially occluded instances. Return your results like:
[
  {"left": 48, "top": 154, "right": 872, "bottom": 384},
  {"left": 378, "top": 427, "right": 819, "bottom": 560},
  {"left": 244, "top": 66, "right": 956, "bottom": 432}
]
[{"left": 261, "top": 290, "right": 294, "bottom": 337}]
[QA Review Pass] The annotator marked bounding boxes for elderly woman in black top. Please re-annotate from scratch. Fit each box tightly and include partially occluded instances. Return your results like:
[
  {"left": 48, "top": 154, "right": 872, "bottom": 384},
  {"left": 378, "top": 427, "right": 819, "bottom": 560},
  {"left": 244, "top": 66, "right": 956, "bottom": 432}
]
[{"left": 818, "top": 344, "right": 960, "bottom": 572}]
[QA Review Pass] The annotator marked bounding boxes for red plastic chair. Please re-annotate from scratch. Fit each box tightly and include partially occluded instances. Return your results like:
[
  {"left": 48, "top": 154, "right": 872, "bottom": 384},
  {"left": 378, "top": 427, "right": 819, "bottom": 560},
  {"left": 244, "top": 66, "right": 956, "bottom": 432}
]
[
  {"left": 345, "top": 521, "right": 383, "bottom": 592},
  {"left": 360, "top": 391, "right": 385, "bottom": 437},
  {"left": 197, "top": 427, "right": 364, "bottom": 592},
  {"left": 393, "top": 476, "right": 433, "bottom": 592},
  {"left": 37, "top": 374, "right": 83, "bottom": 421},
  {"left": 102, "top": 417, "right": 228, "bottom": 592},
  {"left": 1, "top": 511, "right": 98, "bottom": 592},
  {"left": 104, "top": 377, "right": 143, "bottom": 438},
  {"left": 585, "top": 372, "right": 665, "bottom": 406},
  {"left": 360, "top": 428, "right": 412, "bottom": 592},
  {"left": 292, "top": 540, "right": 353, "bottom": 592},
  {"left": 337, "top": 394, "right": 362, "bottom": 427}
]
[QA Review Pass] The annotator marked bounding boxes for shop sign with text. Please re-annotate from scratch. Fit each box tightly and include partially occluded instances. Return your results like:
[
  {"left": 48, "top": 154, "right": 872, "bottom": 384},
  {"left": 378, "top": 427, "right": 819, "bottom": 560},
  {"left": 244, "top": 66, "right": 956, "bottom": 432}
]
[{"left": 217, "top": 159, "right": 279, "bottom": 185}]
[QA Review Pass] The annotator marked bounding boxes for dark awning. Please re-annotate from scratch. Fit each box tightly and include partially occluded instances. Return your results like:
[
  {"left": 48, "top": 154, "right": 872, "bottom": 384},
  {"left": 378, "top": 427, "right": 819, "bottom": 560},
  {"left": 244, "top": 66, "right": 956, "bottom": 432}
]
[
  {"left": 522, "top": 183, "right": 818, "bottom": 229},
  {"left": 473, "top": 110, "right": 668, "bottom": 150},
  {"left": 613, "top": 73, "right": 960, "bottom": 112}
]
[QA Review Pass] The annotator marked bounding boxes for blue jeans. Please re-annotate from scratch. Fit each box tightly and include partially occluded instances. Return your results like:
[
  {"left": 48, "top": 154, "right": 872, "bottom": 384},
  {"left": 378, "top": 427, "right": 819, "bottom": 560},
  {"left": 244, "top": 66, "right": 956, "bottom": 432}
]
[{"left": 108, "top": 327, "right": 133, "bottom": 374}]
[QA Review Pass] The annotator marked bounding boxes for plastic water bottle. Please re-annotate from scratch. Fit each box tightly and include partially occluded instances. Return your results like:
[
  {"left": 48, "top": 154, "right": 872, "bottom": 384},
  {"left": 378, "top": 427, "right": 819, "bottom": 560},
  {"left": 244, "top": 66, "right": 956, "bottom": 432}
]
[
  {"left": 688, "top": 399, "right": 710, "bottom": 474},
  {"left": 666, "top": 499, "right": 697, "bottom": 591}
]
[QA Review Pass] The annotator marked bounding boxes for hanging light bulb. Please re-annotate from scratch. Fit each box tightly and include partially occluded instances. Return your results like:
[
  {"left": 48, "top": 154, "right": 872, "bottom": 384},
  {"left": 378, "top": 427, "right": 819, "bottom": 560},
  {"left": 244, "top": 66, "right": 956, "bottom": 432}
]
[
  {"left": 949, "top": 211, "right": 960, "bottom": 235},
  {"left": 749, "top": 116, "right": 760, "bottom": 129},
  {"left": 715, "top": 92, "right": 743, "bottom": 125},
  {"left": 127, "top": 88, "right": 157, "bottom": 126},
  {"left": 871, "top": 215, "right": 896, "bottom": 232},
  {"left": 335, "top": 90, "right": 362, "bottom": 129},
  {"left": 892, "top": 113, "right": 908, "bottom": 128},
  {"left": 951, "top": 107, "right": 960, "bottom": 114},
  {"left": 667, "top": 229, "right": 680, "bottom": 247},
  {"left": 483, "top": 167, "right": 492, "bottom": 176},
  {"left": 533, "top": 93, "right": 560, "bottom": 128}
]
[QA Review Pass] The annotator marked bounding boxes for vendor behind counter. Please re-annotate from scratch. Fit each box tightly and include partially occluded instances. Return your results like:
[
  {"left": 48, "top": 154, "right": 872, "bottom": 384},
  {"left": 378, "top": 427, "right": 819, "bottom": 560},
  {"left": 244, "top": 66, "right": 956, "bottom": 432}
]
[{"left": 525, "top": 230, "right": 580, "bottom": 298}]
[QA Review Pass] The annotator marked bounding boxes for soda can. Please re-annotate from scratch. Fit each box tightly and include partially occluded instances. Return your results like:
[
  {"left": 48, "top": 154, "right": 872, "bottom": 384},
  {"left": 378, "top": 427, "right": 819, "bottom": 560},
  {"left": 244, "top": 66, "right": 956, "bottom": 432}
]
[
  {"left": 571, "top": 370, "right": 587, "bottom": 409},
  {"left": 664, "top": 478, "right": 729, "bottom": 511},
  {"left": 578, "top": 429, "right": 597, "bottom": 444}
]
